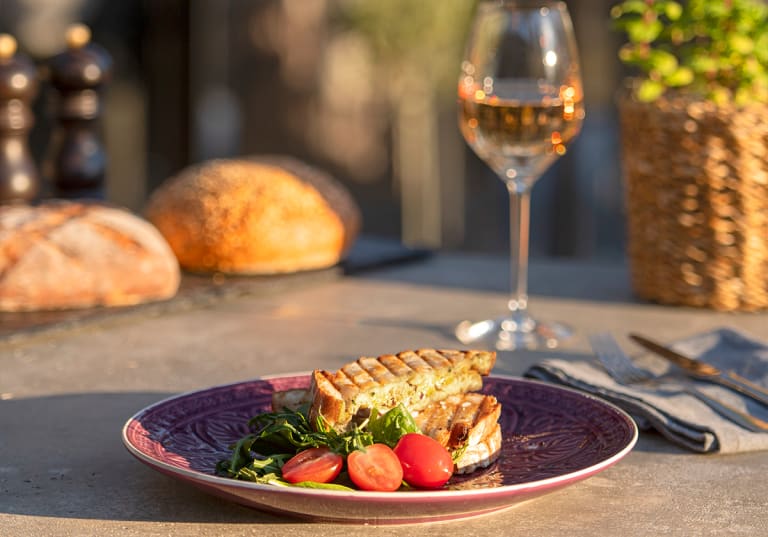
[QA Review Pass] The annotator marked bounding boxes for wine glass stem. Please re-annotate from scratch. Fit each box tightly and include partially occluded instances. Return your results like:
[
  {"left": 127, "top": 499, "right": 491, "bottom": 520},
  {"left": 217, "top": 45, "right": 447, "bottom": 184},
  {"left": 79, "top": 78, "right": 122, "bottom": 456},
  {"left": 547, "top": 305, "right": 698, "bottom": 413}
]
[{"left": 506, "top": 181, "right": 532, "bottom": 325}]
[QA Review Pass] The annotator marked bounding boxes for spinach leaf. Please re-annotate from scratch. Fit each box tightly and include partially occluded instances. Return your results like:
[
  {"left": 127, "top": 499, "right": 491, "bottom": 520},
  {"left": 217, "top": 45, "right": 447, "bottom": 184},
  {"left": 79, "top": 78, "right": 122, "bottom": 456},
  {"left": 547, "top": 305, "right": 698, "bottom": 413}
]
[
  {"left": 292, "top": 481, "right": 355, "bottom": 491},
  {"left": 246, "top": 407, "right": 318, "bottom": 454},
  {"left": 217, "top": 450, "right": 292, "bottom": 484},
  {"left": 367, "top": 404, "right": 420, "bottom": 447},
  {"left": 216, "top": 434, "right": 258, "bottom": 476}
]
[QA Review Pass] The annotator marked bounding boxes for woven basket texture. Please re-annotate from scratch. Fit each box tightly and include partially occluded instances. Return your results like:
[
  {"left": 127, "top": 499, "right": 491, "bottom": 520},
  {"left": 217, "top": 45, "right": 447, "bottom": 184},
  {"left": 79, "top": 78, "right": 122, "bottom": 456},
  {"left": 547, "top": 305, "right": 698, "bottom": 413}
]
[{"left": 618, "top": 95, "right": 768, "bottom": 311}]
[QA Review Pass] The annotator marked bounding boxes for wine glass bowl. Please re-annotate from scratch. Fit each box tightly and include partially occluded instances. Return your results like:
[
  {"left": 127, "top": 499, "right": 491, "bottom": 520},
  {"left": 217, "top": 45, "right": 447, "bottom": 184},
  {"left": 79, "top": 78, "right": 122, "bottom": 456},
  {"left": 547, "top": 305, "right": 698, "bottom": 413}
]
[{"left": 455, "top": 0, "right": 584, "bottom": 350}]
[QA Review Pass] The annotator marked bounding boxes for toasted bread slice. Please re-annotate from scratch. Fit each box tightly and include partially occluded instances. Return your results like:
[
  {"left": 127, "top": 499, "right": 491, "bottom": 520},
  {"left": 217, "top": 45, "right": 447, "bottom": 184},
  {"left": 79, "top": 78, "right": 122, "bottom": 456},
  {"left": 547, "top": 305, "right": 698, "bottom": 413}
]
[
  {"left": 413, "top": 392, "right": 501, "bottom": 450},
  {"left": 412, "top": 392, "right": 502, "bottom": 474},
  {"left": 308, "top": 349, "right": 496, "bottom": 431},
  {"left": 453, "top": 422, "right": 502, "bottom": 474}
]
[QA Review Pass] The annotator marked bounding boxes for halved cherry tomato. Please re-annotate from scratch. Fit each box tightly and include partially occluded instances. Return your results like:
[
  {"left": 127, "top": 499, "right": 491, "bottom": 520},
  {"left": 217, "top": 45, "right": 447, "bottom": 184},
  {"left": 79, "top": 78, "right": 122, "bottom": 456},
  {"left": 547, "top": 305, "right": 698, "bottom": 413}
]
[
  {"left": 393, "top": 433, "right": 453, "bottom": 489},
  {"left": 347, "top": 444, "right": 404, "bottom": 492},
  {"left": 281, "top": 447, "right": 344, "bottom": 484}
]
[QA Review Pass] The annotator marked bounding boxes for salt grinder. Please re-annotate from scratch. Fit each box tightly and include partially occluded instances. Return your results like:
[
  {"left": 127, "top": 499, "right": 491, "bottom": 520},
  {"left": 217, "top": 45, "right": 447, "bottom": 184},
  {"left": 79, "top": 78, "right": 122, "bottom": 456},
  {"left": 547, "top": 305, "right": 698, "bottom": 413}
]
[
  {"left": 0, "top": 34, "right": 40, "bottom": 204},
  {"left": 46, "top": 24, "right": 112, "bottom": 199}
]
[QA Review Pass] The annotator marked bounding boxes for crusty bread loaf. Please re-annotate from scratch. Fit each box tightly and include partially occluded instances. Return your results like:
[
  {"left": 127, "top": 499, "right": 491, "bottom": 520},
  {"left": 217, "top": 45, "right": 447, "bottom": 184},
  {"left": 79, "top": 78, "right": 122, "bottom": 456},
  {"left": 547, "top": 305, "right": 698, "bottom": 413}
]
[
  {"left": 308, "top": 349, "right": 497, "bottom": 432},
  {"left": 144, "top": 156, "right": 361, "bottom": 275},
  {"left": 0, "top": 200, "right": 180, "bottom": 311}
]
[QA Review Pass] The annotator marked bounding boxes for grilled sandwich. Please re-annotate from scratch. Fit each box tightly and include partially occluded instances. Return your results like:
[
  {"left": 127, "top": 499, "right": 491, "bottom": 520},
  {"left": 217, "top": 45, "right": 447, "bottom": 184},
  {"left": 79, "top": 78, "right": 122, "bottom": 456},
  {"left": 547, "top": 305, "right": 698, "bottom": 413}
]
[
  {"left": 271, "top": 389, "right": 503, "bottom": 475},
  {"left": 307, "top": 349, "right": 496, "bottom": 432},
  {"left": 269, "top": 348, "right": 502, "bottom": 475},
  {"left": 413, "top": 392, "right": 502, "bottom": 474}
]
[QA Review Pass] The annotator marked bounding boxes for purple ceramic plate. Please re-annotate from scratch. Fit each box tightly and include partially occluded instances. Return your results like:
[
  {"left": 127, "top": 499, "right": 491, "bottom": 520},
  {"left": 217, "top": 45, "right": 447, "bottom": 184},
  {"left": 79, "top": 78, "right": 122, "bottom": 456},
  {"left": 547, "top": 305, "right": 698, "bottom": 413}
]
[{"left": 122, "top": 374, "right": 637, "bottom": 524}]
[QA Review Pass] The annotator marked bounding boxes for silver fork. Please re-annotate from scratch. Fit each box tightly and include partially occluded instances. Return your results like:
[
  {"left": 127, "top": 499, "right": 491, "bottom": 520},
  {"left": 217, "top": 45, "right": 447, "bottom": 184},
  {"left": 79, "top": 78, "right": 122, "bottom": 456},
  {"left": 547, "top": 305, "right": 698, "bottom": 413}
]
[
  {"left": 589, "top": 332, "right": 768, "bottom": 433},
  {"left": 588, "top": 332, "right": 652, "bottom": 384}
]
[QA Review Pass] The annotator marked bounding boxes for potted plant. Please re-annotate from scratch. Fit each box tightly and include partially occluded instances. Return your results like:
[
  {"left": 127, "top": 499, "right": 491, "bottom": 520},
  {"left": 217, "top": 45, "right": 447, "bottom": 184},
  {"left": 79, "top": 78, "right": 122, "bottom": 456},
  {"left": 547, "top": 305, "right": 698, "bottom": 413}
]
[{"left": 611, "top": 0, "right": 768, "bottom": 311}]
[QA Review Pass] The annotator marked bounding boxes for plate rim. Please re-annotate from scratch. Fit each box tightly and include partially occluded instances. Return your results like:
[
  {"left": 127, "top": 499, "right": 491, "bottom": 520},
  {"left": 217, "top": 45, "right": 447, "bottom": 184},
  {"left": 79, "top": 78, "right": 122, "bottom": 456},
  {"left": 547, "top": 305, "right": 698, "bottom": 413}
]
[{"left": 122, "top": 372, "right": 638, "bottom": 501}]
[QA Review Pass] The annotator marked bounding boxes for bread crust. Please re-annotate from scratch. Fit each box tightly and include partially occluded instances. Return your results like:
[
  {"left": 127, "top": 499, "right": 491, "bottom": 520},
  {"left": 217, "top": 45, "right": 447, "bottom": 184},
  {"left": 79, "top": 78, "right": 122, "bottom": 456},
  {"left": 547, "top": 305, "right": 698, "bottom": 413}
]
[
  {"left": 309, "top": 370, "right": 347, "bottom": 427},
  {"left": 0, "top": 201, "right": 180, "bottom": 311},
  {"left": 144, "top": 156, "right": 361, "bottom": 274},
  {"left": 454, "top": 422, "right": 502, "bottom": 474}
]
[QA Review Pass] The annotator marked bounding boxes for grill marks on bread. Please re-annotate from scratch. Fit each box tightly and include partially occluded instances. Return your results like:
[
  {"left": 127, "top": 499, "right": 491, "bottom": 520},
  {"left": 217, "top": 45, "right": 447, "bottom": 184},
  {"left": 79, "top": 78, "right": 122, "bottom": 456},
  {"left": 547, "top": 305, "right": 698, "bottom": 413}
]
[
  {"left": 414, "top": 393, "right": 502, "bottom": 474},
  {"left": 414, "top": 393, "right": 501, "bottom": 450},
  {"left": 309, "top": 349, "right": 496, "bottom": 432}
]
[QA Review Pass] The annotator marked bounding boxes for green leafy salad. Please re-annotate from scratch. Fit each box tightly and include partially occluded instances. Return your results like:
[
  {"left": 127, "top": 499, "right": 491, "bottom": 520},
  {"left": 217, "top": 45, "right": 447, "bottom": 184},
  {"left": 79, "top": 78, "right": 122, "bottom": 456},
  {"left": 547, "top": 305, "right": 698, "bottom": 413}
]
[{"left": 216, "top": 403, "right": 422, "bottom": 491}]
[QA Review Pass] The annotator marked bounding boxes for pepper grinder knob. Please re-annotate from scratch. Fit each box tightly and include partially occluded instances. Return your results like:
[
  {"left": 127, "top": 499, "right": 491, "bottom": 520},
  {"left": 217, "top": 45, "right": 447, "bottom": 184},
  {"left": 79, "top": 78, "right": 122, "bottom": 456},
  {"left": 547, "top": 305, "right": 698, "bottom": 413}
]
[
  {"left": 46, "top": 23, "right": 112, "bottom": 200},
  {"left": 0, "top": 33, "right": 40, "bottom": 205},
  {"left": 66, "top": 24, "right": 91, "bottom": 50}
]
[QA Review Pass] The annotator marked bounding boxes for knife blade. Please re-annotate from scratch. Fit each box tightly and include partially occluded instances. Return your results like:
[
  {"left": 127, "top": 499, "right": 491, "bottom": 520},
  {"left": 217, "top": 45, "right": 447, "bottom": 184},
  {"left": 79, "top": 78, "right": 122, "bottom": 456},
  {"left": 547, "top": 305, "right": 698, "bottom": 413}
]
[{"left": 629, "top": 333, "right": 768, "bottom": 407}]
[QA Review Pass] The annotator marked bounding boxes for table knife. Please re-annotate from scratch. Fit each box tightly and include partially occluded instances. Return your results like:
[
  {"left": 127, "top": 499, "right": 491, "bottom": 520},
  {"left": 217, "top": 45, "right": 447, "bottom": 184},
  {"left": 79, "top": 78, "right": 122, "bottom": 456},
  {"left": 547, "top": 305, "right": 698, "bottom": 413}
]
[{"left": 629, "top": 333, "right": 768, "bottom": 407}]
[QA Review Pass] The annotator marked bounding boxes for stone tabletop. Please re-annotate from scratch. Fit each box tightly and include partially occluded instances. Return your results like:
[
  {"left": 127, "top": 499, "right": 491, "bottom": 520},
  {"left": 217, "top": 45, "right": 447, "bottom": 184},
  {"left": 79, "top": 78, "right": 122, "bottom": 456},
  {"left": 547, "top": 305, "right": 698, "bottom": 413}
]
[{"left": 1, "top": 253, "right": 766, "bottom": 536}]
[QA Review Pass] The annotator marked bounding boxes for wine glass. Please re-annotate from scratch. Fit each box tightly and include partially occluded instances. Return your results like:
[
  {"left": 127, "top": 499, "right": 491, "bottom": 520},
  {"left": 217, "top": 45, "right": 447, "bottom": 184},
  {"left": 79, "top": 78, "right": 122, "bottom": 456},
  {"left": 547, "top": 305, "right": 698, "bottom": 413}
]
[{"left": 455, "top": 0, "right": 584, "bottom": 350}]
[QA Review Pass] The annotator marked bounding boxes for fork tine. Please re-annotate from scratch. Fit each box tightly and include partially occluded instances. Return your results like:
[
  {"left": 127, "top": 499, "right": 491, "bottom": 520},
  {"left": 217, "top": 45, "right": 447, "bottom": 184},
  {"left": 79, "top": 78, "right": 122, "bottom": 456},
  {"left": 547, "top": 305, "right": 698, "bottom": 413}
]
[{"left": 589, "top": 332, "right": 653, "bottom": 385}]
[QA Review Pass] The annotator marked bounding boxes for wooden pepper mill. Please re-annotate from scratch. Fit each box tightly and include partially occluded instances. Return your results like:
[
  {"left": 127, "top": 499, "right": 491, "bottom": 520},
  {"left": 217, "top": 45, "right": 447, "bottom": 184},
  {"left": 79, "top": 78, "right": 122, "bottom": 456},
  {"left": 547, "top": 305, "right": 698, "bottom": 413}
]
[
  {"left": 46, "top": 24, "right": 112, "bottom": 200},
  {"left": 0, "top": 34, "right": 40, "bottom": 205}
]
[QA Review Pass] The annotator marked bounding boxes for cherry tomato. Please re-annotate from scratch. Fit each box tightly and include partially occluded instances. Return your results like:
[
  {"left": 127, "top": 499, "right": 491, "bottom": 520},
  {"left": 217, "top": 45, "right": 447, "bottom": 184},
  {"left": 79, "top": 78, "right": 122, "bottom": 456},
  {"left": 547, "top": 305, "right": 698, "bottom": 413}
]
[
  {"left": 393, "top": 433, "right": 453, "bottom": 489},
  {"left": 281, "top": 447, "right": 344, "bottom": 484},
  {"left": 347, "top": 444, "right": 404, "bottom": 492}
]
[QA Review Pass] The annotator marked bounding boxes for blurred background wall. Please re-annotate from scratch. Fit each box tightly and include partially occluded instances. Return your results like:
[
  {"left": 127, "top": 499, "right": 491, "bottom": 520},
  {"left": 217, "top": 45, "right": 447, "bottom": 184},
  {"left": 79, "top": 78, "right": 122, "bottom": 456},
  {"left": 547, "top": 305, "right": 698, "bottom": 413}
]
[{"left": 0, "top": 0, "right": 628, "bottom": 261}]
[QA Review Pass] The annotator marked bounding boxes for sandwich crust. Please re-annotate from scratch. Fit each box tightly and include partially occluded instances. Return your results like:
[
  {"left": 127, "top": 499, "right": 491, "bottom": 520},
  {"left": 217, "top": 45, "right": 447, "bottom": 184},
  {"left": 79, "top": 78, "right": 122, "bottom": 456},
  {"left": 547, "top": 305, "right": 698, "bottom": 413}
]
[{"left": 454, "top": 422, "right": 503, "bottom": 474}]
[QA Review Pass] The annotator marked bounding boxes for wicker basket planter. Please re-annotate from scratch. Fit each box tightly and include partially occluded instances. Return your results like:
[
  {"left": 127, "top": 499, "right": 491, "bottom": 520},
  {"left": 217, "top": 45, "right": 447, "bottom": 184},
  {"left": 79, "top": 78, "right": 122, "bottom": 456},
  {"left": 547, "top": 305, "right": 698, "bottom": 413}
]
[{"left": 618, "top": 94, "right": 768, "bottom": 311}]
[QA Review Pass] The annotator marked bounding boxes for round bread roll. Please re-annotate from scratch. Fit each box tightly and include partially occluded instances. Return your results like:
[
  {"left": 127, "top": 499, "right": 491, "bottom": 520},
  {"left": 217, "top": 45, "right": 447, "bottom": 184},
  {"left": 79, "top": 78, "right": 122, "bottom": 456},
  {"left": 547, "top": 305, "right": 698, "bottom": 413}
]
[
  {"left": 0, "top": 201, "right": 180, "bottom": 311},
  {"left": 144, "top": 157, "right": 361, "bottom": 274}
]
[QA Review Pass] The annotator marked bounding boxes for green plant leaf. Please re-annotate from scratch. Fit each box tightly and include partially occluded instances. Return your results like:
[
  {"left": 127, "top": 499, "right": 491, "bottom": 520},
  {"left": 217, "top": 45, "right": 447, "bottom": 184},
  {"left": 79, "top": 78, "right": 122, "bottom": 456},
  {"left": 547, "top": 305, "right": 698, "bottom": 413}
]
[
  {"left": 734, "top": 87, "right": 753, "bottom": 105},
  {"left": 648, "top": 49, "right": 678, "bottom": 76},
  {"left": 618, "top": 44, "right": 637, "bottom": 63},
  {"left": 729, "top": 35, "right": 755, "bottom": 55},
  {"left": 709, "top": 87, "right": 731, "bottom": 106},
  {"left": 616, "top": 0, "right": 649, "bottom": 16},
  {"left": 626, "top": 18, "right": 663, "bottom": 44},
  {"left": 664, "top": 2, "right": 683, "bottom": 21},
  {"left": 664, "top": 66, "right": 694, "bottom": 87},
  {"left": 636, "top": 79, "right": 666, "bottom": 102},
  {"left": 689, "top": 53, "right": 718, "bottom": 74},
  {"left": 612, "top": 0, "right": 768, "bottom": 103}
]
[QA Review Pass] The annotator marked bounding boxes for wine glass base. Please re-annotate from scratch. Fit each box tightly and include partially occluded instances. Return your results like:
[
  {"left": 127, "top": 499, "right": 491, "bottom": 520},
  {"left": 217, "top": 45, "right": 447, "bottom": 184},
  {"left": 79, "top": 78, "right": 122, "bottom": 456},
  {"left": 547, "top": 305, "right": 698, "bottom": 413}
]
[{"left": 455, "top": 314, "right": 572, "bottom": 351}]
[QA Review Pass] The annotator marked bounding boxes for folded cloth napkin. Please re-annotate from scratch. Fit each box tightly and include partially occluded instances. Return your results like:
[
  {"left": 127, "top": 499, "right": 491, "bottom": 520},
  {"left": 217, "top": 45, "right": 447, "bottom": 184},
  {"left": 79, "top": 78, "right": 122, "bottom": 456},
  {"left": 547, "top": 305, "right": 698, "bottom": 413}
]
[{"left": 525, "top": 327, "right": 768, "bottom": 454}]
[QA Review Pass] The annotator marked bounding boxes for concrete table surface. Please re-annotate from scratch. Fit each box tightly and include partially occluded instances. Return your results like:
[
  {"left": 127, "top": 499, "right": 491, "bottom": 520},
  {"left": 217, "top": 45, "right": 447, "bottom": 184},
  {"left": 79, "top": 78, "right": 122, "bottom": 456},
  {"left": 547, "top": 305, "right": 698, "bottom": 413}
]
[{"left": 1, "top": 253, "right": 767, "bottom": 536}]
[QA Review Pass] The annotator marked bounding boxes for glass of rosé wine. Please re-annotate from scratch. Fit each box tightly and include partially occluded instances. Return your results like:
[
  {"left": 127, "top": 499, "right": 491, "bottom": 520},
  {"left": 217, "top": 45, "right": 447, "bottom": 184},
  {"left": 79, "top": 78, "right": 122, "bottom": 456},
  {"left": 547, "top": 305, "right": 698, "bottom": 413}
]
[{"left": 455, "top": 0, "right": 585, "bottom": 350}]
